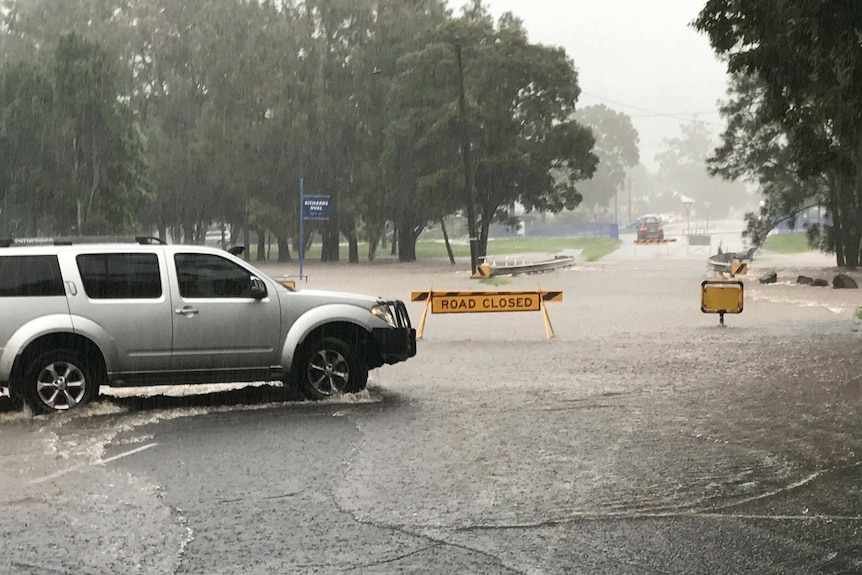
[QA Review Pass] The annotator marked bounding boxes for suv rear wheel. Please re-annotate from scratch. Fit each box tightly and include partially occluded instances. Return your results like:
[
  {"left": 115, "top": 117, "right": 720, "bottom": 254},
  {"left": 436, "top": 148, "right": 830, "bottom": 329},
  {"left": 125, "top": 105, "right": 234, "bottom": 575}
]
[
  {"left": 21, "top": 350, "right": 98, "bottom": 414},
  {"left": 297, "top": 337, "right": 368, "bottom": 400}
]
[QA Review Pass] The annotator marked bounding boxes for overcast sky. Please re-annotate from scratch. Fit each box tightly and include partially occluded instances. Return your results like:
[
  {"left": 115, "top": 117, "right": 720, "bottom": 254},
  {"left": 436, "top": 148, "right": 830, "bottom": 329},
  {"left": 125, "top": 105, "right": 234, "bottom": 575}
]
[{"left": 472, "top": 0, "right": 730, "bottom": 171}]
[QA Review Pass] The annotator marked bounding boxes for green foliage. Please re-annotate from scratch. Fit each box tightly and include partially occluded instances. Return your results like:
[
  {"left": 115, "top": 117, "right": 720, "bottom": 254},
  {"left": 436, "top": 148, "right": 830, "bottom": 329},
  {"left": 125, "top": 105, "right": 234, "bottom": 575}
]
[
  {"left": 0, "top": 30, "right": 149, "bottom": 236},
  {"left": 0, "top": 0, "right": 598, "bottom": 264},
  {"left": 387, "top": 5, "right": 597, "bottom": 261},
  {"left": 480, "top": 238, "right": 620, "bottom": 262},
  {"left": 478, "top": 276, "right": 511, "bottom": 286},
  {"left": 249, "top": 237, "right": 620, "bottom": 262},
  {"left": 574, "top": 104, "right": 639, "bottom": 209},
  {"left": 695, "top": 1, "right": 862, "bottom": 267},
  {"left": 762, "top": 232, "right": 811, "bottom": 254},
  {"left": 0, "top": 62, "right": 55, "bottom": 236}
]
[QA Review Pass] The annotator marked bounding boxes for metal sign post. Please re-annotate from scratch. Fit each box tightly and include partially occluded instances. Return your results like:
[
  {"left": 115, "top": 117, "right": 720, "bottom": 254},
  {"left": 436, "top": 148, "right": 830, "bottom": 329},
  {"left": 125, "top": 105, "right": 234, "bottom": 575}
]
[
  {"left": 683, "top": 201, "right": 694, "bottom": 235},
  {"left": 299, "top": 178, "right": 305, "bottom": 278}
]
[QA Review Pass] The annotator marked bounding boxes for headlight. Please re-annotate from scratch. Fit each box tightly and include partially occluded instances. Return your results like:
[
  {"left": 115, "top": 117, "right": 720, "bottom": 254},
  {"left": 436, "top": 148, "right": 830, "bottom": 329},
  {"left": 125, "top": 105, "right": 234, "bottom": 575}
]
[{"left": 370, "top": 304, "right": 397, "bottom": 327}]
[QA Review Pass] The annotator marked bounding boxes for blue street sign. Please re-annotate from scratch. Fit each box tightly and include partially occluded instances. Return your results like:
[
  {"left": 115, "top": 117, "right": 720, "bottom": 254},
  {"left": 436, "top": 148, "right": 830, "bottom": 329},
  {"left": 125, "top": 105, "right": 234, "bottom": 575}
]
[{"left": 302, "top": 196, "right": 330, "bottom": 221}]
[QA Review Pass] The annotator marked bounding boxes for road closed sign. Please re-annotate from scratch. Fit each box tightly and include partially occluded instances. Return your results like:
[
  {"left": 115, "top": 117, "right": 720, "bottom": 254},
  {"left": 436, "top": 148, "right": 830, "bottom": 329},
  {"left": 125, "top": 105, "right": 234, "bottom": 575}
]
[
  {"left": 411, "top": 288, "right": 563, "bottom": 339},
  {"left": 431, "top": 292, "right": 541, "bottom": 314}
]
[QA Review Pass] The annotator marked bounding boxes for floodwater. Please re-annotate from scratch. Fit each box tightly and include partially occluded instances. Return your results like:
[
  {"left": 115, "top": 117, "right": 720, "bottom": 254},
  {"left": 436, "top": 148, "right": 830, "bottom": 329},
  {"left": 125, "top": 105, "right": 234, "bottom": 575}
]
[{"left": 1, "top": 222, "right": 860, "bottom": 574}]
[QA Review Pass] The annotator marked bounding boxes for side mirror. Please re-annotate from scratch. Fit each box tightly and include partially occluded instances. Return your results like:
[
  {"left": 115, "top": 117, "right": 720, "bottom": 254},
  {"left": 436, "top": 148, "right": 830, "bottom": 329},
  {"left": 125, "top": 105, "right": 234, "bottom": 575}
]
[{"left": 250, "top": 277, "right": 267, "bottom": 300}]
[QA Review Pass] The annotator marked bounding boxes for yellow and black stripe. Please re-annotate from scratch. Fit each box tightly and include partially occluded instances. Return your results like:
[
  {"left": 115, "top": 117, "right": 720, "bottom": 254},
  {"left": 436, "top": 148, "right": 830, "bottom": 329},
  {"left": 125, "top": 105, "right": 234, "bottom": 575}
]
[{"left": 634, "top": 238, "right": 678, "bottom": 245}]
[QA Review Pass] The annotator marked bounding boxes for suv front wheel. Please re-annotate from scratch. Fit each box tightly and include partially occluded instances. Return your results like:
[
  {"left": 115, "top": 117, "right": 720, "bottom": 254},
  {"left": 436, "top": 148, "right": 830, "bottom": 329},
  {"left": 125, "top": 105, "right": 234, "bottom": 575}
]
[
  {"left": 21, "top": 350, "right": 98, "bottom": 414},
  {"left": 296, "top": 337, "right": 368, "bottom": 400}
]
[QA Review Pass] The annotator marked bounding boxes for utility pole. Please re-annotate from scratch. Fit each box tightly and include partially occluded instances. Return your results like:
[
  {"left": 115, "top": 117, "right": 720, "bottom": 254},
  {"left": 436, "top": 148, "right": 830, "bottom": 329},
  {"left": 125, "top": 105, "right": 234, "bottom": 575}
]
[
  {"left": 627, "top": 172, "right": 632, "bottom": 223},
  {"left": 455, "top": 42, "right": 479, "bottom": 276}
]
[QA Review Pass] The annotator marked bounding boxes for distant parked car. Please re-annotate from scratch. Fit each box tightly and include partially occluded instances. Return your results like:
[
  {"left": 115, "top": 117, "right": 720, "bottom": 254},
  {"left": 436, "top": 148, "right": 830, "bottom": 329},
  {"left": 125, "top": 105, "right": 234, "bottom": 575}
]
[{"left": 637, "top": 216, "right": 664, "bottom": 240}]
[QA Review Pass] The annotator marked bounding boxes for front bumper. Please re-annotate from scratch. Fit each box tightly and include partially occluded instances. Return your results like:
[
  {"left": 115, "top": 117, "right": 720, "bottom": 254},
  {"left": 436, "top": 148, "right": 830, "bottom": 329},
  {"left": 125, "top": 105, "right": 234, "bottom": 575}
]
[
  {"left": 373, "top": 327, "right": 417, "bottom": 364},
  {"left": 372, "top": 300, "right": 417, "bottom": 364}
]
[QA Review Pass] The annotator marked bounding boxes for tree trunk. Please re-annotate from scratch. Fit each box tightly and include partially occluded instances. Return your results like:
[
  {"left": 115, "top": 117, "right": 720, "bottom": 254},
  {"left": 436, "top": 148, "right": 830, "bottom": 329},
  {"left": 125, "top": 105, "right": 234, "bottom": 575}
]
[
  {"left": 348, "top": 237, "right": 359, "bottom": 263},
  {"left": 440, "top": 217, "right": 455, "bottom": 265},
  {"left": 478, "top": 208, "right": 492, "bottom": 261},
  {"left": 390, "top": 226, "right": 398, "bottom": 256},
  {"left": 398, "top": 226, "right": 418, "bottom": 262},
  {"left": 257, "top": 228, "right": 266, "bottom": 261},
  {"left": 241, "top": 226, "right": 250, "bottom": 261},
  {"left": 833, "top": 176, "right": 855, "bottom": 267},
  {"left": 277, "top": 235, "right": 291, "bottom": 263},
  {"left": 341, "top": 219, "right": 359, "bottom": 263},
  {"left": 367, "top": 235, "right": 379, "bottom": 262}
]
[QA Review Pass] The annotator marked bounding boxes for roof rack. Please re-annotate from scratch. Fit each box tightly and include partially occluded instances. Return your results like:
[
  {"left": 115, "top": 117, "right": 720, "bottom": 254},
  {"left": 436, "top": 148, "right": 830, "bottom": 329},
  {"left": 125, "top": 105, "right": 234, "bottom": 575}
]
[{"left": 0, "top": 236, "right": 167, "bottom": 248}]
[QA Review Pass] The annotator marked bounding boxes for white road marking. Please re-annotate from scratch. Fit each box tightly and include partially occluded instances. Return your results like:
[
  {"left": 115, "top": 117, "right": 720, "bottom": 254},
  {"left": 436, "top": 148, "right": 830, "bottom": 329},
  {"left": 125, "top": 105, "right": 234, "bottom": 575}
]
[
  {"left": 101, "top": 442, "right": 158, "bottom": 464},
  {"left": 28, "top": 442, "right": 158, "bottom": 485}
]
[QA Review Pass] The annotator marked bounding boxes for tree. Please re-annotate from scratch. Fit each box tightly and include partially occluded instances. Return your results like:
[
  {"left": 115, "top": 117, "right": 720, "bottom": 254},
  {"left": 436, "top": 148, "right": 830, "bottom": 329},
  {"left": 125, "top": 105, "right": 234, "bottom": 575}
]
[
  {"left": 695, "top": 0, "right": 862, "bottom": 266},
  {"left": 708, "top": 73, "right": 825, "bottom": 247},
  {"left": 387, "top": 4, "right": 597, "bottom": 261},
  {"left": 0, "top": 62, "right": 56, "bottom": 236},
  {"left": 654, "top": 119, "right": 750, "bottom": 218},
  {"left": 0, "top": 27, "right": 149, "bottom": 236},
  {"left": 52, "top": 32, "right": 150, "bottom": 234},
  {"left": 573, "top": 104, "right": 640, "bottom": 214},
  {"left": 352, "top": 0, "right": 448, "bottom": 261}
]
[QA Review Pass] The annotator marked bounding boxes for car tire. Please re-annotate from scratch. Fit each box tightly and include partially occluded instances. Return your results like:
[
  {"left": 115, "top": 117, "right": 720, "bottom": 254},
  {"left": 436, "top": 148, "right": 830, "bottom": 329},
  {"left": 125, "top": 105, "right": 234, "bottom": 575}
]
[
  {"left": 20, "top": 350, "right": 98, "bottom": 414},
  {"left": 296, "top": 336, "right": 368, "bottom": 400}
]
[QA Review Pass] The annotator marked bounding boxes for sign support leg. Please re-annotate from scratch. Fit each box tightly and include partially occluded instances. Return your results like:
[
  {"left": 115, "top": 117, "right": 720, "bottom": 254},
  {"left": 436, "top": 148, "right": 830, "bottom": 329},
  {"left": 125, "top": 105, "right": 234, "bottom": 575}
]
[
  {"left": 416, "top": 285, "right": 432, "bottom": 340},
  {"left": 538, "top": 283, "right": 555, "bottom": 339}
]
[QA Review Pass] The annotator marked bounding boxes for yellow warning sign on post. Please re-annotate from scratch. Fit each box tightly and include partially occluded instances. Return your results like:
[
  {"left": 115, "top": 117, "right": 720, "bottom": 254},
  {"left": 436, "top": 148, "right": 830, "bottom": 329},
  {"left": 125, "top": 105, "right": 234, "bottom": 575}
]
[{"left": 701, "top": 280, "right": 743, "bottom": 326}]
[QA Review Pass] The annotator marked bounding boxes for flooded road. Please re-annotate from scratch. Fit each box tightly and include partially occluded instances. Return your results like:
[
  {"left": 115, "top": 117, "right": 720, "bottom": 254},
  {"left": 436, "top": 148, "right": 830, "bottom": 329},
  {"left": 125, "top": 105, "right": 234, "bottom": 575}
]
[{"left": 1, "top": 244, "right": 861, "bottom": 574}]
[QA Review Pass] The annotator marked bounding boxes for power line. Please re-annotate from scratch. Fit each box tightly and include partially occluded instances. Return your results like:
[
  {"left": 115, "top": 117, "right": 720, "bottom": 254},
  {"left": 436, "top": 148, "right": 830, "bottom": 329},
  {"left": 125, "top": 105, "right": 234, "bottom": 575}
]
[{"left": 579, "top": 91, "right": 724, "bottom": 126}]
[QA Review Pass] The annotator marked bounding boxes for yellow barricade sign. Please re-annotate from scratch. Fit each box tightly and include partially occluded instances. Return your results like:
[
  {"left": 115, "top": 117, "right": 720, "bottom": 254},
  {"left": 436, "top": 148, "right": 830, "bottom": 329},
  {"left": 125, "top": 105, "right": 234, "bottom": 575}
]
[
  {"left": 410, "top": 287, "right": 563, "bottom": 339},
  {"left": 432, "top": 292, "right": 539, "bottom": 314}
]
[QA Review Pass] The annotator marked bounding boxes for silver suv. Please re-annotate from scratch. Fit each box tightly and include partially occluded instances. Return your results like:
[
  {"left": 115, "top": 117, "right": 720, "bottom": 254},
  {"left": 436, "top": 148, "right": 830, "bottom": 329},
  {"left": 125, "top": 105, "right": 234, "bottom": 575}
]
[{"left": 0, "top": 237, "right": 416, "bottom": 414}]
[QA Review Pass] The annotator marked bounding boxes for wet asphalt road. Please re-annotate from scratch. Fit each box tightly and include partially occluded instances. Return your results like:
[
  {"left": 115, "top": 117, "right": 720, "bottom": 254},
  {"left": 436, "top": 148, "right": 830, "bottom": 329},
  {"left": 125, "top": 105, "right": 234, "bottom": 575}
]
[{"left": 1, "top": 241, "right": 861, "bottom": 574}]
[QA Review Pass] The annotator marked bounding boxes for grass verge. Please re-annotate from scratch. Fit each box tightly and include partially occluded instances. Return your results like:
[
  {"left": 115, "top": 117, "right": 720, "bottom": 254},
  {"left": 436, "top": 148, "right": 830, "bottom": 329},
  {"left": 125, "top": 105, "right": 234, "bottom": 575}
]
[
  {"left": 478, "top": 276, "right": 511, "bottom": 286},
  {"left": 251, "top": 237, "right": 622, "bottom": 263},
  {"left": 763, "top": 232, "right": 811, "bottom": 254}
]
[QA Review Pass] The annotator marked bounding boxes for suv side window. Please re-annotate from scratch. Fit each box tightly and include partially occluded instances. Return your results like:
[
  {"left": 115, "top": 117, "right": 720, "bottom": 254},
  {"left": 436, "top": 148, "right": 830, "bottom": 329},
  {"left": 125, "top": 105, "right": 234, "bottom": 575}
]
[
  {"left": 77, "top": 253, "right": 162, "bottom": 299},
  {"left": 0, "top": 255, "right": 65, "bottom": 297},
  {"left": 175, "top": 253, "right": 259, "bottom": 299}
]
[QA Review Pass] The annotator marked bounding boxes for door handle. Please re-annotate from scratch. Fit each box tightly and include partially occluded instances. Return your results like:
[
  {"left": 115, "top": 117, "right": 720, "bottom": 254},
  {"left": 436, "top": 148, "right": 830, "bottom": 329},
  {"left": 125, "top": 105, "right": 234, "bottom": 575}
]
[{"left": 174, "top": 306, "right": 199, "bottom": 316}]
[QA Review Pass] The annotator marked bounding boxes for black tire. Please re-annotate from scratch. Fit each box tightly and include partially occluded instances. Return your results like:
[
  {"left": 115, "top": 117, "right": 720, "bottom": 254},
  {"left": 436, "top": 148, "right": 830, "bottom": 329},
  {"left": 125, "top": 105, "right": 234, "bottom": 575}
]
[
  {"left": 20, "top": 349, "right": 98, "bottom": 414},
  {"left": 296, "top": 337, "right": 368, "bottom": 400}
]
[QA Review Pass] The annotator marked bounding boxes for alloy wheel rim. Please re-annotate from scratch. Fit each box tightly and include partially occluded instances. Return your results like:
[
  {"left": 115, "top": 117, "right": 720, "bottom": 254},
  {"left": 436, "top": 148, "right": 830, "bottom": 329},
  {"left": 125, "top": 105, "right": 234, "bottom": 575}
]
[
  {"left": 307, "top": 349, "right": 349, "bottom": 396},
  {"left": 36, "top": 361, "right": 86, "bottom": 410}
]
